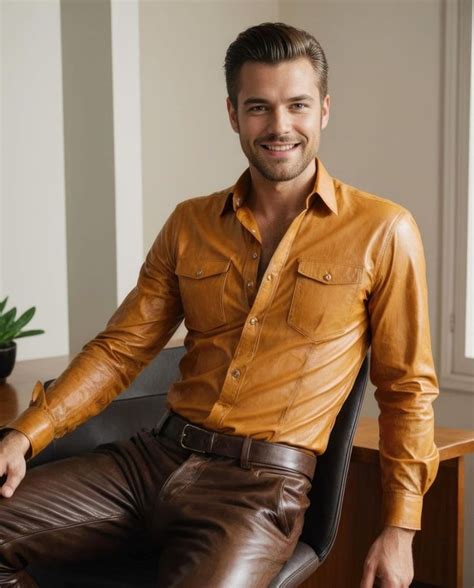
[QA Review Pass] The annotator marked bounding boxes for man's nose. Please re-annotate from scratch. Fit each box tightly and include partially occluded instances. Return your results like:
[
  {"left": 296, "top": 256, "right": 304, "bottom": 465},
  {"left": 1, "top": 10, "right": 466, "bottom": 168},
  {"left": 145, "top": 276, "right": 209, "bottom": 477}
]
[{"left": 266, "top": 107, "right": 291, "bottom": 136}]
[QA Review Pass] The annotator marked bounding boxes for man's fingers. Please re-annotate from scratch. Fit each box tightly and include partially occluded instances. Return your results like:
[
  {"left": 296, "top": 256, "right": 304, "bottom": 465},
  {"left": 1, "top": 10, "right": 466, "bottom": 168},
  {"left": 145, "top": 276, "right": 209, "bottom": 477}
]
[
  {"left": 0, "top": 461, "right": 25, "bottom": 498},
  {"left": 360, "top": 560, "right": 377, "bottom": 588},
  {"left": 1, "top": 484, "right": 14, "bottom": 498},
  {"left": 0, "top": 460, "right": 7, "bottom": 491}
]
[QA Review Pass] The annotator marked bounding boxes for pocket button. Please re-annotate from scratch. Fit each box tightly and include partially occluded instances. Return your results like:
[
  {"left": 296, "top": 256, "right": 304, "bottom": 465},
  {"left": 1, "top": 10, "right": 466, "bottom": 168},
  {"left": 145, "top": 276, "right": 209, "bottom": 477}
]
[{"left": 323, "top": 273, "right": 332, "bottom": 281}]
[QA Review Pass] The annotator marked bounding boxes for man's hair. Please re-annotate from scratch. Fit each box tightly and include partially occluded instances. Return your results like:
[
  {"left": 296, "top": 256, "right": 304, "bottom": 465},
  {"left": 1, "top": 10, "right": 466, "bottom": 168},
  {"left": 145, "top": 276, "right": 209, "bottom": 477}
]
[{"left": 224, "top": 22, "right": 328, "bottom": 109}]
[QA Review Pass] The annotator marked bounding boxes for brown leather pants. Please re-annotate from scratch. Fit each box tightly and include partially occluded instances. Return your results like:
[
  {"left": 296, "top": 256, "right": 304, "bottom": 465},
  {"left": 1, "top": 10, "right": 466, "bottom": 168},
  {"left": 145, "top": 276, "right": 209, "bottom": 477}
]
[{"left": 0, "top": 429, "right": 312, "bottom": 587}]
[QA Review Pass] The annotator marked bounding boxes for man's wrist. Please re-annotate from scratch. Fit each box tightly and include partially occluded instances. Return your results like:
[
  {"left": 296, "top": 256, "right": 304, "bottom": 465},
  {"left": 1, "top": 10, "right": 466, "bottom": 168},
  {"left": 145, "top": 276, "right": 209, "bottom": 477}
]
[
  {"left": 1, "top": 429, "right": 31, "bottom": 456},
  {"left": 383, "top": 525, "right": 416, "bottom": 540}
]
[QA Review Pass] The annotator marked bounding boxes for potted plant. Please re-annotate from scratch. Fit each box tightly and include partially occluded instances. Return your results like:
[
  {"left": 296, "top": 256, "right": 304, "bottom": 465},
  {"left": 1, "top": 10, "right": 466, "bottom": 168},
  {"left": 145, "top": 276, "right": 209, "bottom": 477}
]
[{"left": 0, "top": 296, "right": 45, "bottom": 383}]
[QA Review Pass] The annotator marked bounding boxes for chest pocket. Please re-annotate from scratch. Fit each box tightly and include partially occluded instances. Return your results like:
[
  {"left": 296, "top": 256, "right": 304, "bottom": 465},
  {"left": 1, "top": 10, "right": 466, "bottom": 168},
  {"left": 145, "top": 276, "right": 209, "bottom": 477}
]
[
  {"left": 288, "top": 260, "right": 363, "bottom": 343},
  {"left": 175, "top": 258, "right": 231, "bottom": 332}
]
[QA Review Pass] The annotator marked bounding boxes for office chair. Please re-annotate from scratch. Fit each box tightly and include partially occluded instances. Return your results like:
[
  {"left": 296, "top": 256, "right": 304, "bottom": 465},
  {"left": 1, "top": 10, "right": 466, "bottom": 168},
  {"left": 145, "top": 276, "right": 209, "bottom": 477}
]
[{"left": 27, "top": 348, "right": 369, "bottom": 587}]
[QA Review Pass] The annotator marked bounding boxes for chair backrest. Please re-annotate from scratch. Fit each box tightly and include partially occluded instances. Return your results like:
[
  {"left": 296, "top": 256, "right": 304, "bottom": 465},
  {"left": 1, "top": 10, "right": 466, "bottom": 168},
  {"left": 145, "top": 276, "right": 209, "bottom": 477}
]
[{"left": 300, "top": 356, "right": 369, "bottom": 561}]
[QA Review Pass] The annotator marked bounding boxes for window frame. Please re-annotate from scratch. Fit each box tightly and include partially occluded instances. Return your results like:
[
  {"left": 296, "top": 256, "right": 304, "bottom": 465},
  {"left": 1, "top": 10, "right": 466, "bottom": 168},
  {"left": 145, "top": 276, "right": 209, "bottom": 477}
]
[{"left": 440, "top": 0, "right": 474, "bottom": 391}]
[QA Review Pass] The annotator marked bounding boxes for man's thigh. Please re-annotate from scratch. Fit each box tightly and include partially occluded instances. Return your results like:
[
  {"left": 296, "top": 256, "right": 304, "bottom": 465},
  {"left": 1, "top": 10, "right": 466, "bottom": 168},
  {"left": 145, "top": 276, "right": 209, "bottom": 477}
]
[
  {"left": 0, "top": 430, "right": 188, "bottom": 583},
  {"left": 155, "top": 455, "right": 312, "bottom": 588}
]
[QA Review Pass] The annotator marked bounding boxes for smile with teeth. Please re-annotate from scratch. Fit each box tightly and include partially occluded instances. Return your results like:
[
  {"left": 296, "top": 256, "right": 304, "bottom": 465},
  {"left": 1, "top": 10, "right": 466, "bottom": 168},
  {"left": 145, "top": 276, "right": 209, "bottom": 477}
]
[{"left": 261, "top": 143, "right": 299, "bottom": 151}]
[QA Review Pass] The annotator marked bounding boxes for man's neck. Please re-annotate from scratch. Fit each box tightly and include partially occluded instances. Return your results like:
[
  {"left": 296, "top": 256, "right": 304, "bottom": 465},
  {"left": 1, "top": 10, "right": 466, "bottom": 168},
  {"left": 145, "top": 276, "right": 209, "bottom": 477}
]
[{"left": 246, "top": 159, "right": 317, "bottom": 220}]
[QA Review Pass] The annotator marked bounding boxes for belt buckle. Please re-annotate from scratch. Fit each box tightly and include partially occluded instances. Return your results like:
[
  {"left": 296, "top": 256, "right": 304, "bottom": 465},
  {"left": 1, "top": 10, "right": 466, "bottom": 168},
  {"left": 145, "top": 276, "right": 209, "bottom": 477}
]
[{"left": 180, "top": 424, "right": 207, "bottom": 453}]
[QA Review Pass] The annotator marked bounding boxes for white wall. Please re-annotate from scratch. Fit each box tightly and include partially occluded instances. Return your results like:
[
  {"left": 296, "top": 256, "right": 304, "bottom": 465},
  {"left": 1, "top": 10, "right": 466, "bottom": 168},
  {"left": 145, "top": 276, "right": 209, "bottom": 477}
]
[{"left": 1, "top": 0, "right": 69, "bottom": 361}]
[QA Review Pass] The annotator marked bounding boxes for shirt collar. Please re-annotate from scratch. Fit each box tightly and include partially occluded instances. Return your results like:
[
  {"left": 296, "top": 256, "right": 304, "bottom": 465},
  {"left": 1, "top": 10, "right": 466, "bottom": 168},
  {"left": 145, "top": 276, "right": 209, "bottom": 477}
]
[{"left": 220, "top": 158, "right": 338, "bottom": 216}]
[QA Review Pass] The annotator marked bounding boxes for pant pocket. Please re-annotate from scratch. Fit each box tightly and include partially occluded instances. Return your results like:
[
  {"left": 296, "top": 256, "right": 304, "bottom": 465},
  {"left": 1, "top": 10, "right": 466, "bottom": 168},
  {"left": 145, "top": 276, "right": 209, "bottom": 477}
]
[
  {"left": 278, "top": 475, "right": 312, "bottom": 538},
  {"left": 257, "top": 470, "right": 311, "bottom": 539}
]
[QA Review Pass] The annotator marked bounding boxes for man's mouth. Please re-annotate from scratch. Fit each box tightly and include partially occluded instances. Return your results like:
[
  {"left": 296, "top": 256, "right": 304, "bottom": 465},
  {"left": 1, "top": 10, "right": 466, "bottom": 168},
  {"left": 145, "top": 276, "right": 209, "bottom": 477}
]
[{"left": 260, "top": 143, "right": 300, "bottom": 152}]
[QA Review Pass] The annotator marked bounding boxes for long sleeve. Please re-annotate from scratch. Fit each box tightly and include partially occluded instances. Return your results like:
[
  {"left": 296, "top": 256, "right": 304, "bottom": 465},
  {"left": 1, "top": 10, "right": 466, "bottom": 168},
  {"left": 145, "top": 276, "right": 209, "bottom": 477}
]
[
  {"left": 4, "top": 206, "right": 184, "bottom": 458},
  {"left": 368, "top": 211, "right": 440, "bottom": 530}
]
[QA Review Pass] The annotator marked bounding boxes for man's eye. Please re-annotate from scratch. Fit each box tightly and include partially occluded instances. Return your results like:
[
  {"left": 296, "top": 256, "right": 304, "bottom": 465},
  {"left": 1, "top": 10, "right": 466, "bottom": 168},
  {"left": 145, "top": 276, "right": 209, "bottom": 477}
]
[
  {"left": 249, "top": 105, "right": 267, "bottom": 112},
  {"left": 291, "top": 103, "right": 308, "bottom": 110}
]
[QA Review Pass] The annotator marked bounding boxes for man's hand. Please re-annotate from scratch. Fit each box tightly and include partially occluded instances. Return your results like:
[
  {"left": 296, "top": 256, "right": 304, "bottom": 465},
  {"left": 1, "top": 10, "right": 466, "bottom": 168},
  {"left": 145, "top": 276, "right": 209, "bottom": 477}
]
[
  {"left": 360, "top": 525, "right": 416, "bottom": 588},
  {"left": 0, "top": 430, "right": 31, "bottom": 498}
]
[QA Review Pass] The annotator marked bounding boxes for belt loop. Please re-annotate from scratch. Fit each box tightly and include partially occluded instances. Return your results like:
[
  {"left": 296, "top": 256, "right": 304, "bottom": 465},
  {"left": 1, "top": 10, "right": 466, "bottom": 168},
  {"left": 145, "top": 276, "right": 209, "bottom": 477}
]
[
  {"left": 240, "top": 436, "right": 252, "bottom": 469},
  {"left": 154, "top": 410, "right": 171, "bottom": 436},
  {"left": 208, "top": 432, "right": 216, "bottom": 453}
]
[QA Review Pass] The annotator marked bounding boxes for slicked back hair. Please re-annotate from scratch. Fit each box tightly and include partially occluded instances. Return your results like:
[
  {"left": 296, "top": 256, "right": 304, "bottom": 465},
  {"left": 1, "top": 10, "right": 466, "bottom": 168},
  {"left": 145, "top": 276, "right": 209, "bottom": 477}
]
[{"left": 224, "top": 22, "right": 328, "bottom": 109}]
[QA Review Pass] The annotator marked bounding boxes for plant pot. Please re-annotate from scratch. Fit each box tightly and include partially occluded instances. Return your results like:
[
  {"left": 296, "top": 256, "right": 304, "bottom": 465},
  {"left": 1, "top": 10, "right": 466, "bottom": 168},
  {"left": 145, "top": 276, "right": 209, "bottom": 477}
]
[{"left": 0, "top": 341, "right": 17, "bottom": 384}]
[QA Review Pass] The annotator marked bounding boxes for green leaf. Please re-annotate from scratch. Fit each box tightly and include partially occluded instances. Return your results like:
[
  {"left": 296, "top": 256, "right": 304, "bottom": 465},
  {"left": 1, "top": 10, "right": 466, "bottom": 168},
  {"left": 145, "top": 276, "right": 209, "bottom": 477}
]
[
  {"left": 0, "top": 305, "right": 43, "bottom": 344},
  {"left": 1, "top": 307, "right": 17, "bottom": 328},
  {"left": 10, "top": 306, "right": 35, "bottom": 334},
  {"left": 0, "top": 297, "right": 8, "bottom": 315},
  {"left": 14, "top": 329, "right": 45, "bottom": 339},
  {"left": 0, "top": 328, "right": 17, "bottom": 343}
]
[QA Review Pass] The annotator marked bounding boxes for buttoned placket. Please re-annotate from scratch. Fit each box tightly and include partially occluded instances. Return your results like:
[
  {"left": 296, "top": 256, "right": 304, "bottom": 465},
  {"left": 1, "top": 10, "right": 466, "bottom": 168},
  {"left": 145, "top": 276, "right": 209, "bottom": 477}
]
[{"left": 202, "top": 205, "right": 308, "bottom": 429}]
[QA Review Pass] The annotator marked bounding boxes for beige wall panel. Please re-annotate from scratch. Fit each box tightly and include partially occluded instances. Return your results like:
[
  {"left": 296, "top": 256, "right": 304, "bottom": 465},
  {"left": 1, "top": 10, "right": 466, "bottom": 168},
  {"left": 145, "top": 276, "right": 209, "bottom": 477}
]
[{"left": 61, "top": 0, "right": 117, "bottom": 354}]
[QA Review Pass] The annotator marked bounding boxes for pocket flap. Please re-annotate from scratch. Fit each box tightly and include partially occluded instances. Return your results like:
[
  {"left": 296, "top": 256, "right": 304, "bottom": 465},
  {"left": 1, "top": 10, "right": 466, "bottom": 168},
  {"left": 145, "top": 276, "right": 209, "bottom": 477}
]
[
  {"left": 296, "top": 260, "right": 362, "bottom": 285},
  {"left": 176, "top": 258, "right": 231, "bottom": 279}
]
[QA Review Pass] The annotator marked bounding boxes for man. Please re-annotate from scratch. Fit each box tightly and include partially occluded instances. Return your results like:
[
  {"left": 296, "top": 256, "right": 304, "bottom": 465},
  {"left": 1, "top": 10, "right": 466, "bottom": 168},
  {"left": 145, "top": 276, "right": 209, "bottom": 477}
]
[{"left": 0, "top": 22, "right": 439, "bottom": 588}]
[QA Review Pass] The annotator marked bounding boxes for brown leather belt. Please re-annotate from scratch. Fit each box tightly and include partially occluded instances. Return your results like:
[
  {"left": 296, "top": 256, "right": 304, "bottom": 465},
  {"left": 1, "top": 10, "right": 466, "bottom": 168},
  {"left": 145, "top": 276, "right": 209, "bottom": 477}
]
[{"left": 157, "top": 412, "right": 316, "bottom": 480}]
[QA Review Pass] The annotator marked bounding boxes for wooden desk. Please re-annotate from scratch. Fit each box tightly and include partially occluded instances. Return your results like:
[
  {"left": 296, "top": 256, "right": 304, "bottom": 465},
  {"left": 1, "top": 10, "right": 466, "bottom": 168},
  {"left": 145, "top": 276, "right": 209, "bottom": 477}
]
[
  {"left": 301, "top": 419, "right": 474, "bottom": 588},
  {"left": 1, "top": 356, "right": 473, "bottom": 588}
]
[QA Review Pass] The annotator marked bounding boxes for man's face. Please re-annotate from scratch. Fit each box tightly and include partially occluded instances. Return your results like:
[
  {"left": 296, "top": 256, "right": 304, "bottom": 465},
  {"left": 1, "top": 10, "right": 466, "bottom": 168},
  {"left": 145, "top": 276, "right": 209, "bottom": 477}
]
[{"left": 227, "top": 57, "right": 330, "bottom": 182}]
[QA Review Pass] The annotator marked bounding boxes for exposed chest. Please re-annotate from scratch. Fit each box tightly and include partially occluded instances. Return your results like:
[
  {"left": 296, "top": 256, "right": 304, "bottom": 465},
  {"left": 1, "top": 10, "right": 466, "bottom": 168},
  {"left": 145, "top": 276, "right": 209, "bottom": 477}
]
[{"left": 256, "top": 216, "right": 295, "bottom": 285}]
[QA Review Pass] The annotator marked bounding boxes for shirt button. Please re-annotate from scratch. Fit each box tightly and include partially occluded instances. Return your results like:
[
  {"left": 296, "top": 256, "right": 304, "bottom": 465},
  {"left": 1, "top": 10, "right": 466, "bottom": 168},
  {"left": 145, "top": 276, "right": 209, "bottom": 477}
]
[
  {"left": 266, "top": 274, "right": 273, "bottom": 281},
  {"left": 195, "top": 269, "right": 203, "bottom": 278},
  {"left": 247, "top": 281, "right": 254, "bottom": 289},
  {"left": 249, "top": 316, "right": 258, "bottom": 325},
  {"left": 252, "top": 252, "right": 258, "bottom": 260},
  {"left": 231, "top": 368, "right": 241, "bottom": 379},
  {"left": 323, "top": 273, "right": 332, "bottom": 281}
]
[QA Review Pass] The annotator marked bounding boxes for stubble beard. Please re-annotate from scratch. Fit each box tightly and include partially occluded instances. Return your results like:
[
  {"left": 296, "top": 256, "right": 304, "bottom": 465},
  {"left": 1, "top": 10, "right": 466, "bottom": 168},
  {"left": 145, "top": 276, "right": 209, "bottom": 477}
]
[{"left": 242, "top": 139, "right": 316, "bottom": 182}]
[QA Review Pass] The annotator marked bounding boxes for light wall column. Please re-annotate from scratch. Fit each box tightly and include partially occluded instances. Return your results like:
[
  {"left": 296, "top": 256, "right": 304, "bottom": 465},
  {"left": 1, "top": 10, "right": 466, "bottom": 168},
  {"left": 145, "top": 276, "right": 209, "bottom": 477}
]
[
  {"left": 60, "top": 0, "right": 117, "bottom": 354},
  {"left": 111, "top": 0, "right": 144, "bottom": 305}
]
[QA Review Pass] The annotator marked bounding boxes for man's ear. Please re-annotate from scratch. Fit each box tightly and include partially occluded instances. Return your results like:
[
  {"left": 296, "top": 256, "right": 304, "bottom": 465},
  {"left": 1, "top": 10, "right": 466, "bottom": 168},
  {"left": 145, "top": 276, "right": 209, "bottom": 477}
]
[
  {"left": 321, "top": 94, "right": 331, "bottom": 130},
  {"left": 226, "top": 97, "right": 240, "bottom": 133}
]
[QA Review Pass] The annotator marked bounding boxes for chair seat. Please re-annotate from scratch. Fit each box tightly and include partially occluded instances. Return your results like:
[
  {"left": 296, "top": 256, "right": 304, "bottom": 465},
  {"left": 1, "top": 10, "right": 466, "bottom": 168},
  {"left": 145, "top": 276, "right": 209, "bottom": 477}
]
[{"left": 269, "top": 542, "right": 320, "bottom": 588}]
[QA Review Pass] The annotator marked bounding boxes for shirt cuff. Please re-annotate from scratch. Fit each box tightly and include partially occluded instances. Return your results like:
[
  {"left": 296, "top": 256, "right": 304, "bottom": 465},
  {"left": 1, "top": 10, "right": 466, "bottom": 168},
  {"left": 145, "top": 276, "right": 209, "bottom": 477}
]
[
  {"left": 2, "top": 381, "right": 55, "bottom": 459},
  {"left": 382, "top": 491, "right": 423, "bottom": 530}
]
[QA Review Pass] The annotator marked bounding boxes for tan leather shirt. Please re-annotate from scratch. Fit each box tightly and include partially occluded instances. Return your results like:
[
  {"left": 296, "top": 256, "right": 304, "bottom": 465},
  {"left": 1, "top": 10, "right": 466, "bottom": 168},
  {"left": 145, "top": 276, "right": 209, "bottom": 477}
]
[{"left": 7, "top": 159, "right": 439, "bottom": 530}]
